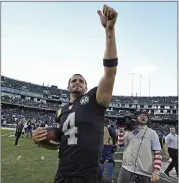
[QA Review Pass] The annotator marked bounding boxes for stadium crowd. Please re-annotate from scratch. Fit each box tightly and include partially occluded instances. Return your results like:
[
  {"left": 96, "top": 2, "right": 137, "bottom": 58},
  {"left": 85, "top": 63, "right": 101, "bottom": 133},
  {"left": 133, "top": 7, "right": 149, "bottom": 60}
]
[
  {"left": 1, "top": 95, "right": 59, "bottom": 110},
  {"left": 1, "top": 75, "right": 178, "bottom": 105},
  {"left": 1, "top": 106, "right": 177, "bottom": 138},
  {"left": 1, "top": 107, "right": 56, "bottom": 127},
  {"left": 1, "top": 75, "right": 66, "bottom": 96},
  {"left": 2, "top": 94, "right": 178, "bottom": 121},
  {"left": 1, "top": 75, "right": 178, "bottom": 137},
  {"left": 111, "top": 95, "right": 178, "bottom": 105}
]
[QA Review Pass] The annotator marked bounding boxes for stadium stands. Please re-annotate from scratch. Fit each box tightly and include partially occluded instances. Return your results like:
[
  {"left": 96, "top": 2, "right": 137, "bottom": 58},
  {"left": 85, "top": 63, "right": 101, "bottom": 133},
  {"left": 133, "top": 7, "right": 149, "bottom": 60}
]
[{"left": 1, "top": 75, "right": 178, "bottom": 136}]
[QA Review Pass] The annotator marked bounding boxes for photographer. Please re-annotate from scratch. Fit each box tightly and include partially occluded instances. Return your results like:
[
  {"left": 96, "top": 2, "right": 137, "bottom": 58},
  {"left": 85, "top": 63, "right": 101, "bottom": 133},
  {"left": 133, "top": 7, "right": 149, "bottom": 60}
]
[{"left": 117, "top": 111, "right": 162, "bottom": 183}]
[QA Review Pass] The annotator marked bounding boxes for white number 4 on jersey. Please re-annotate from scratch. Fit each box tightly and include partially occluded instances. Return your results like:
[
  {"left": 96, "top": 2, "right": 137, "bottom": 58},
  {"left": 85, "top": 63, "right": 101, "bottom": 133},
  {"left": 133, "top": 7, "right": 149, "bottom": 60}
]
[{"left": 62, "top": 112, "right": 78, "bottom": 145}]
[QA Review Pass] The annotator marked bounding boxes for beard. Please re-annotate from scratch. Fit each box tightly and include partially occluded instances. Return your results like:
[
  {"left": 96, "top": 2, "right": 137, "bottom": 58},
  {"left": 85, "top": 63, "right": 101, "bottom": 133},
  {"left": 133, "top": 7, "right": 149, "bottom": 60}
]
[
  {"left": 137, "top": 119, "right": 148, "bottom": 125},
  {"left": 69, "top": 87, "right": 84, "bottom": 97},
  {"left": 71, "top": 90, "right": 82, "bottom": 94}
]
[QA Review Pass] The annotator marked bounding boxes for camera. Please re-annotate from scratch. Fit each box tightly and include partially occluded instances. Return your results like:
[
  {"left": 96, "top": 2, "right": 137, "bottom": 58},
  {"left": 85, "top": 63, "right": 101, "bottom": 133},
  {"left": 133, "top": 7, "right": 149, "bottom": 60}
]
[{"left": 116, "top": 115, "right": 137, "bottom": 131}]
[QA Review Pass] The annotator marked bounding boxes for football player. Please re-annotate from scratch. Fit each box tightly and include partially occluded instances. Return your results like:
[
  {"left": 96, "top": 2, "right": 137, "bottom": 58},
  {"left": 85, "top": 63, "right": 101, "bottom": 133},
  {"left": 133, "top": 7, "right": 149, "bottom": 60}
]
[{"left": 32, "top": 4, "right": 118, "bottom": 183}]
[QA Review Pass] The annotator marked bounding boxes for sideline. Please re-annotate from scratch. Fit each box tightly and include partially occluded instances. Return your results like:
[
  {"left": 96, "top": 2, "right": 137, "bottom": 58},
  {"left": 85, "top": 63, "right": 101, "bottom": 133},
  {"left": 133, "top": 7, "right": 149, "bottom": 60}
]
[{"left": 1, "top": 132, "right": 15, "bottom": 137}]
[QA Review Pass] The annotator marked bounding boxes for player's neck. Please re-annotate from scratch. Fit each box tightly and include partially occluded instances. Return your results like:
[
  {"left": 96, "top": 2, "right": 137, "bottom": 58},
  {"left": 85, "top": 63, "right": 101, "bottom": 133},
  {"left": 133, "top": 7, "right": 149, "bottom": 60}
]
[{"left": 69, "top": 93, "right": 82, "bottom": 103}]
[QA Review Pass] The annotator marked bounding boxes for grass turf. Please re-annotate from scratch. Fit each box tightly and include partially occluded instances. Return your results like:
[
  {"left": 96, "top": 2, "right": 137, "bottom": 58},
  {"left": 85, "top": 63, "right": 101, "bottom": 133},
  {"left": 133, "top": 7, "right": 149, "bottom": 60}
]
[
  {"left": 1, "top": 129, "right": 122, "bottom": 183},
  {"left": 2, "top": 131, "right": 58, "bottom": 183},
  {"left": 1, "top": 129, "right": 171, "bottom": 183},
  {"left": 1, "top": 129, "right": 15, "bottom": 135}
]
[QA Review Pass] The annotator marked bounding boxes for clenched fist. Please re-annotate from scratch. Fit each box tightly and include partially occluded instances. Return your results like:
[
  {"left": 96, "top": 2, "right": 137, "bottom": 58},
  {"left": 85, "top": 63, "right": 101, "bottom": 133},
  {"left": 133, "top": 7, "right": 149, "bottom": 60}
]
[{"left": 97, "top": 5, "right": 118, "bottom": 31}]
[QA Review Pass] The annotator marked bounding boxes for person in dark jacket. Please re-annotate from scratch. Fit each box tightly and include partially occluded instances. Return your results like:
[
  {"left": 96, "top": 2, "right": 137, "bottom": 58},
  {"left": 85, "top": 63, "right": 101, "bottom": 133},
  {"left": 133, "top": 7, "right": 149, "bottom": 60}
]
[
  {"left": 15, "top": 121, "right": 24, "bottom": 146},
  {"left": 27, "top": 121, "right": 33, "bottom": 138}
]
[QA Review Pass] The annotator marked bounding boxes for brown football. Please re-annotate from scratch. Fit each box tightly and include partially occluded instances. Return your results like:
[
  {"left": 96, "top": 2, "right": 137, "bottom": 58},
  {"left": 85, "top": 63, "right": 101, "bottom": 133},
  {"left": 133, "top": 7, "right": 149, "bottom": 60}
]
[{"left": 40, "top": 127, "right": 61, "bottom": 146}]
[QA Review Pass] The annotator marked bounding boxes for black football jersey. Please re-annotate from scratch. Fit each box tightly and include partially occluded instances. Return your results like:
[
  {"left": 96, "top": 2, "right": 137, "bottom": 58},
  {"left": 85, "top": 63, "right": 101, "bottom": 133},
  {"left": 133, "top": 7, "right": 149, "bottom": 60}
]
[{"left": 56, "top": 87, "right": 107, "bottom": 176}]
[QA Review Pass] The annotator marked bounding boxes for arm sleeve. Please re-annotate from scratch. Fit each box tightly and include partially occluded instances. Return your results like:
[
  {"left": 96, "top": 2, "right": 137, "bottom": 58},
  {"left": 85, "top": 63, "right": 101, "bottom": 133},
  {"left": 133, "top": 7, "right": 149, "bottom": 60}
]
[
  {"left": 153, "top": 150, "right": 162, "bottom": 172},
  {"left": 118, "top": 129, "right": 128, "bottom": 148},
  {"left": 87, "top": 87, "right": 108, "bottom": 112},
  {"left": 151, "top": 131, "right": 162, "bottom": 151}
]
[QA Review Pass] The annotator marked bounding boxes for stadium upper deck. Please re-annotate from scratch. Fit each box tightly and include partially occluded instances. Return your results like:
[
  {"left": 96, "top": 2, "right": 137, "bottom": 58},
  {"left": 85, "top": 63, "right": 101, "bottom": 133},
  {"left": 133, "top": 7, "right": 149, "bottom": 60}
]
[{"left": 1, "top": 75, "right": 178, "bottom": 105}]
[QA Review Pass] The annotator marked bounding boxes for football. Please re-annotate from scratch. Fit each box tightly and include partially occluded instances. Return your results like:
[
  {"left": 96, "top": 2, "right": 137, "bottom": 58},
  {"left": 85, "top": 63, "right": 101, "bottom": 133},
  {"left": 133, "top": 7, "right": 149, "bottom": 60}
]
[{"left": 40, "top": 127, "right": 61, "bottom": 146}]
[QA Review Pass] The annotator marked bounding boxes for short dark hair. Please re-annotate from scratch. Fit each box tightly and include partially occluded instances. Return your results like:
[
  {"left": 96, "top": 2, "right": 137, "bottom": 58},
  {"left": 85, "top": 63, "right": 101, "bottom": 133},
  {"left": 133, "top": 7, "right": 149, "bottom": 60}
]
[
  {"left": 136, "top": 110, "right": 149, "bottom": 117},
  {"left": 170, "top": 126, "right": 175, "bottom": 129},
  {"left": 68, "top": 74, "right": 87, "bottom": 87}
]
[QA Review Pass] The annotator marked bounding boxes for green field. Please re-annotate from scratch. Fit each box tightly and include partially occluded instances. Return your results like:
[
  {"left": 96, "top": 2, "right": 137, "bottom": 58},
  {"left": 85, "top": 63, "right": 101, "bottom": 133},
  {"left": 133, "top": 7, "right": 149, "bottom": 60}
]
[
  {"left": 2, "top": 130, "right": 58, "bottom": 183},
  {"left": 1, "top": 129, "right": 15, "bottom": 135},
  {"left": 1, "top": 129, "right": 123, "bottom": 183},
  {"left": 1, "top": 129, "right": 172, "bottom": 183}
]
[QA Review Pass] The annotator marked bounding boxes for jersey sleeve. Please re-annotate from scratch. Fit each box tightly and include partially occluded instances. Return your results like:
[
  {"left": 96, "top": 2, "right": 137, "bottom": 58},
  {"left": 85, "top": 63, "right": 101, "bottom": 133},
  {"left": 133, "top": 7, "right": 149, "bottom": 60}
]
[
  {"left": 151, "top": 130, "right": 162, "bottom": 151},
  {"left": 87, "top": 87, "right": 107, "bottom": 112}
]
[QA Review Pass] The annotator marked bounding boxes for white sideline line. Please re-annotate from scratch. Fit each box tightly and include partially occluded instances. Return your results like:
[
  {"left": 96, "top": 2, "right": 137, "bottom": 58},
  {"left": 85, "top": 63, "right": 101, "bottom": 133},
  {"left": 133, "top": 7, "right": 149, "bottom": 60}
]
[
  {"left": 1, "top": 127, "right": 16, "bottom": 130},
  {"left": 1, "top": 132, "right": 15, "bottom": 137}
]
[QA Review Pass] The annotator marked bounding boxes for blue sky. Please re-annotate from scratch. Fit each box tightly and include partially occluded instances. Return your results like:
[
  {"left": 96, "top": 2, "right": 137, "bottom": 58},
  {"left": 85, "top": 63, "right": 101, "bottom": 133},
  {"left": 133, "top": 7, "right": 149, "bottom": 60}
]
[{"left": 2, "top": 2, "right": 177, "bottom": 96}]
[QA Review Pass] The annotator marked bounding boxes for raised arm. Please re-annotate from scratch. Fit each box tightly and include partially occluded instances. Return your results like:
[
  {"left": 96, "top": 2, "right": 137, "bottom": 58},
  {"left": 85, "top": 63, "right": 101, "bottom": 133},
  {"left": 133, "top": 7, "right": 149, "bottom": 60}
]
[{"left": 96, "top": 5, "right": 118, "bottom": 108}]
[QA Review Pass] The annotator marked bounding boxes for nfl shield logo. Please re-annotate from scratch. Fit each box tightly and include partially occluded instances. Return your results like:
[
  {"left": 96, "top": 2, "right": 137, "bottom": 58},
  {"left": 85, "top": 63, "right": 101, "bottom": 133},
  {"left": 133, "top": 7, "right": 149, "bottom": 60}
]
[{"left": 80, "top": 96, "right": 89, "bottom": 105}]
